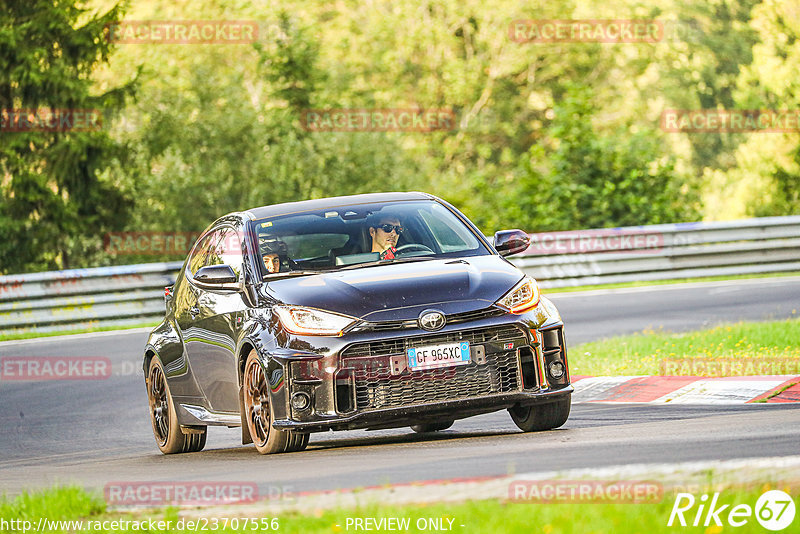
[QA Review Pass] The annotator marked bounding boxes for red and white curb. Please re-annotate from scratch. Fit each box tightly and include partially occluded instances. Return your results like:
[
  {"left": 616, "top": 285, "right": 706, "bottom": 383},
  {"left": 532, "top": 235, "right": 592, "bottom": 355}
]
[{"left": 571, "top": 375, "right": 800, "bottom": 404}]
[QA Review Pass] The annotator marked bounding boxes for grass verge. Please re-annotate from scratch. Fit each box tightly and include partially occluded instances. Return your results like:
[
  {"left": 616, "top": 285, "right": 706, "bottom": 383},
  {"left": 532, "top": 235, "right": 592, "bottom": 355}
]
[
  {"left": 543, "top": 271, "right": 800, "bottom": 294},
  {"left": 1, "top": 485, "right": 797, "bottom": 533},
  {"left": 568, "top": 318, "right": 800, "bottom": 376},
  {"left": 0, "top": 322, "right": 158, "bottom": 342}
]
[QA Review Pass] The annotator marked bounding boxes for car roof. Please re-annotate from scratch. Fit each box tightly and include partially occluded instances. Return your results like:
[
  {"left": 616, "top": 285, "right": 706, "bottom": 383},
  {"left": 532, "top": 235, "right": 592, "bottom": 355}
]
[{"left": 243, "top": 192, "right": 436, "bottom": 220}]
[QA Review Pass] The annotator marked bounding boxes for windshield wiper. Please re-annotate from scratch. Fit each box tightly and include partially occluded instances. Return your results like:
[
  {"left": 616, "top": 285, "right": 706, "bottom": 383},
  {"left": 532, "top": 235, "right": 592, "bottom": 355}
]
[
  {"left": 336, "top": 256, "right": 438, "bottom": 271},
  {"left": 263, "top": 270, "right": 322, "bottom": 280},
  {"left": 392, "top": 256, "right": 438, "bottom": 264},
  {"left": 336, "top": 261, "right": 384, "bottom": 271},
  {"left": 267, "top": 257, "right": 439, "bottom": 277}
]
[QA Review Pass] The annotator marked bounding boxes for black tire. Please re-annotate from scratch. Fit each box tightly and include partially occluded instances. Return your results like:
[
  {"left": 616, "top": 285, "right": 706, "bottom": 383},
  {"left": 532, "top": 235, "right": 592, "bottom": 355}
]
[
  {"left": 287, "top": 432, "right": 310, "bottom": 452},
  {"left": 242, "top": 350, "right": 307, "bottom": 454},
  {"left": 410, "top": 420, "right": 454, "bottom": 433},
  {"left": 147, "top": 357, "right": 207, "bottom": 454},
  {"left": 508, "top": 395, "right": 571, "bottom": 432}
]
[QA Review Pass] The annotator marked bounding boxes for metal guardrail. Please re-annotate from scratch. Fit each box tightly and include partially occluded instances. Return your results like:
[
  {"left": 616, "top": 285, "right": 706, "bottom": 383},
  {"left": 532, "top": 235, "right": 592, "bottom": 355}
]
[
  {"left": 1, "top": 216, "right": 799, "bottom": 337},
  {"left": 516, "top": 215, "right": 800, "bottom": 288},
  {"left": 0, "top": 262, "right": 182, "bottom": 336}
]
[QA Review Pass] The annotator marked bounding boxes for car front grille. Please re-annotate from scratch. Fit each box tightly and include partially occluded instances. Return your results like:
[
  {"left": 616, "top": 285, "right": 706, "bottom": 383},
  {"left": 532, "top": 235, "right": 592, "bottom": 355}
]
[
  {"left": 339, "top": 325, "right": 525, "bottom": 411},
  {"left": 342, "top": 324, "right": 522, "bottom": 359},
  {"left": 349, "top": 306, "right": 507, "bottom": 333}
]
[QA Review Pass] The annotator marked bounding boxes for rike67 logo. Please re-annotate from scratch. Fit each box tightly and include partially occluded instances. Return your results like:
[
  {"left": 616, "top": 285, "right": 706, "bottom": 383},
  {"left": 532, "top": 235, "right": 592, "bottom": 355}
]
[{"left": 668, "top": 490, "right": 796, "bottom": 531}]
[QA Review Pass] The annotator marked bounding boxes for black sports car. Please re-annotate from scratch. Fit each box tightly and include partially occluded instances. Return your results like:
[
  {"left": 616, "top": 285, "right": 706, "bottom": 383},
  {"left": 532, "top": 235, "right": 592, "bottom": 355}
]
[{"left": 143, "top": 192, "right": 572, "bottom": 454}]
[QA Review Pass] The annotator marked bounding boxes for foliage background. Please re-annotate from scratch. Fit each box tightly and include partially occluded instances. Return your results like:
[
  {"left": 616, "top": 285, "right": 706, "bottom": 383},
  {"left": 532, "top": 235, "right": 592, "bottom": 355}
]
[{"left": 1, "top": 0, "right": 798, "bottom": 273}]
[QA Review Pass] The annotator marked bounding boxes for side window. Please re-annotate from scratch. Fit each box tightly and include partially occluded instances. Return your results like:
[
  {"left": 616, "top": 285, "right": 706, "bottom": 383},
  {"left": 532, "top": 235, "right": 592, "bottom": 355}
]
[
  {"left": 207, "top": 227, "right": 244, "bottom": 278},
  {"left": 419, "top": 205, "right": 481, "bottom": 252},
  {"left": 280, "top": 233, "right": 349, "bottom": 259},
  {"left": 187, "top": 231, "right": 218, "bottom": 275}
]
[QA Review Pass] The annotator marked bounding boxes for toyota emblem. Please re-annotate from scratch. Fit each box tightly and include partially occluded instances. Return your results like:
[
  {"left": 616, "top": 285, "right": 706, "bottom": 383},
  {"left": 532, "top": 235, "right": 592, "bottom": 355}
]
[{"left": 419, "top": 310, "right": 446, "bottom": 331}]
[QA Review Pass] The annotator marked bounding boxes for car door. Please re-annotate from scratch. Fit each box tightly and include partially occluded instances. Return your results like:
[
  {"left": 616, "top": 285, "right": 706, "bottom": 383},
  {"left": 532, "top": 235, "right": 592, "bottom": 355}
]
[
  {"left": 184, "top": 225, "right": 248, "bottom": 413},
  {"left": 169, "top": 230, "right": 219, "bottom": 399}
]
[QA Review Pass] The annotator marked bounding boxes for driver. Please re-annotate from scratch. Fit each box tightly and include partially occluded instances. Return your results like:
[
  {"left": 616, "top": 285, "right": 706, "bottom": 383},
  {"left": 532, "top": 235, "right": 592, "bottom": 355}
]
[
  {"left": 260, "top": 237, "right": 290, "bottom": 273},
  {"left": 368, "top": 213, "right": 403, "bottom": 260}
]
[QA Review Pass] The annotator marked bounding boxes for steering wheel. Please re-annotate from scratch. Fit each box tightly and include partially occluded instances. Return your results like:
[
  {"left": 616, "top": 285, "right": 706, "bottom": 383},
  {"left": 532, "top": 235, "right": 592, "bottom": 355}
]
[{"left": 393, "top": 243, "right": 434, "bottom": 256}]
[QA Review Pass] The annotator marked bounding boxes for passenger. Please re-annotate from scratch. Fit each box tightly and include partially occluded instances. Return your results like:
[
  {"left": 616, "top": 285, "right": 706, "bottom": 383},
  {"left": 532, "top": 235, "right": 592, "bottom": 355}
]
[
  {"left": 368, "top": 213, "right": 403, "bottom": 260},
  {"left": 260, "top": 238, "right": 290, "bottom": 273},
  {"left": 262, "top": 252, "right": 281, "bottom": 273}
]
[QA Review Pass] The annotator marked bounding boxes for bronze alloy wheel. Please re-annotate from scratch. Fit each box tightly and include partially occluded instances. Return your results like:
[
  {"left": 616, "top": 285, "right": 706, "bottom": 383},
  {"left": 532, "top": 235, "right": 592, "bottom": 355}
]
[
  {"left": 242, "top": 350, "right": 309, "bottom": 454},
  {"left": 148, "top": 362, "right": 170, "bottom": 447},
  {"left": 244, "top": 354, "right": 271, "bottom": 447},
  {"left": 146, "top": 357, "right": 207, "bottom": 454}
]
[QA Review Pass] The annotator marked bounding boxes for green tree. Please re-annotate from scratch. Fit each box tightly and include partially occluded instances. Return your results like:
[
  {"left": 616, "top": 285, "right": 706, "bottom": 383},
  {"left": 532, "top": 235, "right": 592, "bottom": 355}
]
[
  {"left": 511, "top": 84, "right": 699, "bottom": 231},
  {"left": 0, "top": 0, "right": 135, "bottom": 273},
  {"left": 736, "top": 0, "right": 800, "bottom": 217},
  {"left": 118, "top": 13, "right": 422, "bottom": 247},
  {"left": 655, "top": 0, "right": 760, "bottom": 171}
]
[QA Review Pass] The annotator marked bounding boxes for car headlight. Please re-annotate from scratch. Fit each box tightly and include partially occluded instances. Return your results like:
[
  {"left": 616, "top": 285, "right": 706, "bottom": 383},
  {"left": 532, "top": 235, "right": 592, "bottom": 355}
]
[
  {"left": 496, "top": 277, "right": 540, "bottom": 314},
  {"left": 273, "top": 305, "right": 358, "bottom": 336}
]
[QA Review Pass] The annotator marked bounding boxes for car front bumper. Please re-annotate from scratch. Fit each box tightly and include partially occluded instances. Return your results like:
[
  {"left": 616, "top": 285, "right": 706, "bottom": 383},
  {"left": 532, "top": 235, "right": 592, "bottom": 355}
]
[
  {"left": 272, "top": 386, "right": 572, "bottom": 432},
  {"left": 262, "top": 308, "right": 571, "bottom": 433}
]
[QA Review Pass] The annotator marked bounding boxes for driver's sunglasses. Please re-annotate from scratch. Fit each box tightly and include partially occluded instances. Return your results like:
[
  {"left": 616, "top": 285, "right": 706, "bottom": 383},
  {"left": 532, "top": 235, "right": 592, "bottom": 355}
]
[{"left": 376, "top": 224, "right": 404, "bottom": 234}]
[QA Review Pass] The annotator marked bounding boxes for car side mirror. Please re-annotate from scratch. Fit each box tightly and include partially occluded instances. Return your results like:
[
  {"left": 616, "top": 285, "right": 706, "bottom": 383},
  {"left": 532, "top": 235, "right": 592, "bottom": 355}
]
[
  {"left": 194, "top": 264, "right": 239, "bottom": 288},
  {"left": 493, "top": 229, "right": 531, "bottom": 257}
]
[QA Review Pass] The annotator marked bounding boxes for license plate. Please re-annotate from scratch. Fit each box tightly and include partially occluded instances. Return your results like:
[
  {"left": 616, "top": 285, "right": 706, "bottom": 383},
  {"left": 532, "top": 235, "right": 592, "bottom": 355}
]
[{"left": 407, "top": 341, "right": 471, "bottom": 372}]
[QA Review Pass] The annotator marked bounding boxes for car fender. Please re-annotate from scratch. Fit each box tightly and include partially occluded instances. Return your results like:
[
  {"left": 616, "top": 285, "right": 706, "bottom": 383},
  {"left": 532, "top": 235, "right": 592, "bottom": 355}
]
[{"left": 234, "top": 316, "right": 292, "bottom": 437}]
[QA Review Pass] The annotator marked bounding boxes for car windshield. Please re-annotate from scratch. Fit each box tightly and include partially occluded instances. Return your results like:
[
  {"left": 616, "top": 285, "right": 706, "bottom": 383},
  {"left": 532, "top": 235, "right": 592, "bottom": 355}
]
[{"left": 253, "top": 200, "right": 490, "bottom": 275}]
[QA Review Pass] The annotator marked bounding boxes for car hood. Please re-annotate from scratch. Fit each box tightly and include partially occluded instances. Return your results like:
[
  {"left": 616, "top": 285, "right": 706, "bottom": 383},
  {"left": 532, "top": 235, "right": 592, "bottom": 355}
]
[{"left": 264, "top": 255, "right": 524, "bottom": 321}]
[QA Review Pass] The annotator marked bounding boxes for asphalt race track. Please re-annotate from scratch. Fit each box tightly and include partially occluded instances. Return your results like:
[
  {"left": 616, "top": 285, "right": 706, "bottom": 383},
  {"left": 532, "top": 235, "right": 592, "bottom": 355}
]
[
  {"left": 550, "top": 276, "right": 800, "bottom": 344},
  {"left": 1, "top": 276, "right": 799, "bottom": 496}
]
